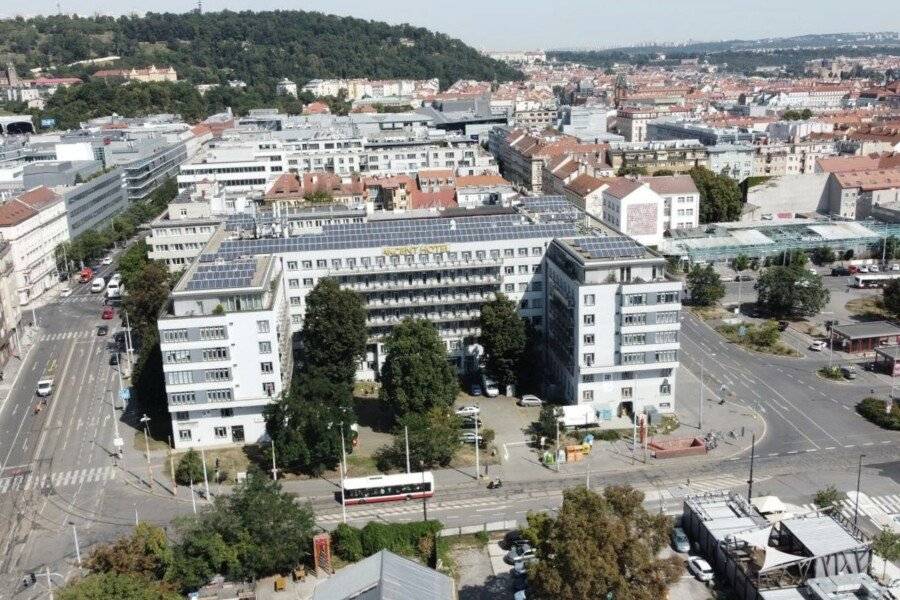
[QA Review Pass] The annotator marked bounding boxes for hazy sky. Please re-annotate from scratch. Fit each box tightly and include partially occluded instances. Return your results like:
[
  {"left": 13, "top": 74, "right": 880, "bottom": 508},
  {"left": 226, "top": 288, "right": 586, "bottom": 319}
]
[{"left": 8, "top": 0, "right": 900, "bottom": 50}]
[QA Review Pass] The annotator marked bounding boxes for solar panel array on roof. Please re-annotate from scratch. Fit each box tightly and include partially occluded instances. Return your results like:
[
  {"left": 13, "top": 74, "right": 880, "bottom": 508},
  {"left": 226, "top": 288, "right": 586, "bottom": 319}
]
[
  {"left": 210, "top": 215, "right": 581, "bottom": 260},
  {"left": 572, "top": 237, "right": 646, "bottom": 259},
  {"left": 185, "top": 260, "right": 258, "bottom": 291}
]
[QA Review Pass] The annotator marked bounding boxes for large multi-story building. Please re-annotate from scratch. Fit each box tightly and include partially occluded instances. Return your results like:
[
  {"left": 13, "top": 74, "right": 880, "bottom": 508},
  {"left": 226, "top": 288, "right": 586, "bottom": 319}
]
[
  {"left": 545, "top": 236, "right": 680, "bottom": 412},
  {"left": 752, "top": 140, "right": 836, "bottom": 177},
  {"left": 706, "top": 145, "right": 755, "bottom": 181},
  {"left": 606, "top": 140, "right": 708, "bottom": 175},
  {"left": 158, "top": 255, "right": 291, "bottom": 449}
]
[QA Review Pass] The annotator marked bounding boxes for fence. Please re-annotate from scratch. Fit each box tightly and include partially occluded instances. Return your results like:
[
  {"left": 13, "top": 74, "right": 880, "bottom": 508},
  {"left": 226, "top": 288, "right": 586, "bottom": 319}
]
[{"left": 439, "top": 519, "right": 518, "bottom": 538}]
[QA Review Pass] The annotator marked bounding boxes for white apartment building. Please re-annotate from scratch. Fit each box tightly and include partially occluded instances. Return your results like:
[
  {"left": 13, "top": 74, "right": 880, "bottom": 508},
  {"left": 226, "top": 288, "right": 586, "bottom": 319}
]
[
  {"left": 707, "top": 145, "right": 755, "bottom": 182},
  {"left": 598, "top": 180, "right": 666, "bottom": 247},
  {"left": 546, "top": 237, "right": 680, "bottom": 413},
  {"left": 0, "top": 186, "right": 69, "bottom": 305},
  {"left": 159, "top": 255, "right": 291, "bottom": 449},
  {"left": 147, "top": 193, "right": 222, "bottom": 272},
  {"left": 643, "top": 176, "right": 701, "bottom": 232},
  {"left": 177, "top": 140, "right": 285, "bottom": 193},
  {"left": 753, "top": 141, "right": 837, "bottom": 177}
]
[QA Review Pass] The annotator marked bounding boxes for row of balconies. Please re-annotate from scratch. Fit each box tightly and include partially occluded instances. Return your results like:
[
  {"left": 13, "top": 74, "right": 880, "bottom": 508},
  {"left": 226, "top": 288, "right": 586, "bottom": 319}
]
[
  {"left": 365, "top": 292, "right": 495, "bottom": 310},
  {"left": 333, "top": 258, "right": 502, "bottom": 277},
  {"left": 343, "top": 274, "right": 501, "bottom": 293},
  {"left": 367, "top": 309, "right": 482, "bottom": 327},
  {"left": 370, "top": 324, "right": 481, "bottom": 342}
]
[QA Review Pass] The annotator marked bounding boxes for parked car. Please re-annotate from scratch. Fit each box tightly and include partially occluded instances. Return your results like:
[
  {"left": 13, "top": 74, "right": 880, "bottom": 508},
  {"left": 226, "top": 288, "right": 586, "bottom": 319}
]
[
  {"left": 502, "top": 530, "right": 527, "bottom": 550},
  {"left": 892, "top": 264, "right": 900, "bottom": 272},
  {"left": 831, "top": 266, "right": 850, "bottom": 276},
  {"left": 517, "top": 394, "right": 543, "bottom": 407},
  {"left": 101, "top": 256, "right": 113, "bottom": 266},
  {"left": 35, "top": 379, "right": 53, "bottom": 397},
  {"left": 504, "top": 544, "right": 535, "bottom": 565},
  {"left": 734, "top": 274, "right": 754, "bottom": 281},
  {"left": 481, "top": 373, "right": 500, "bottom": 397},
  {"left": 688, "top": 557, "right": 714, "bottom": 582},
  {"left": 671, "top": 527, "right": 690, "bottom": 553},
  {"left": 841, "top": 365, "right": 857, "bottom": 379},
  {"left": 461, "top": 416, "right": 483, "bottom": 429},
  {"left": 809, "top": 340, "right": 827, "bottom": 351},
  {"left": 101, "top": 306, "right": 115, "bottom": 320},
  {"left": 60, "top": 287, "right": 72, "bottom": 298},
  {"left": 777, "top": 320, "right": 789, "bottom": 332},
  {"left": 858, "top": 265, "right": 870, "bottom": 273},
  {"left": 459, "top": 432, "right": 484, "bottom": 444},
  {"left": 97, "top": 325, "right": 109, "bottom": 336},
  {"left": 469, "top": 383, "right": 482, "bottom": 396},
  {"left": 455, "top": 405, "right": 480, "bottom": 417},
  {"left": 870, "top": 264, "right": 880, "bottom": 273}
]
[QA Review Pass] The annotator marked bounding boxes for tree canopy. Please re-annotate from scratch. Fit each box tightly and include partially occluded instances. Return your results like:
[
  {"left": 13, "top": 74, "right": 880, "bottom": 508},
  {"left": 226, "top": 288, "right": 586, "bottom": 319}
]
[
  {"left": 479, "top": 294, "right": 526, "bottom": 388},
  {"left": 754, "top": 265, "right": 830, "bottom": 317},
  {"left": 379, "top": 319, "right": 459, "bottom": 418},
  {"left": 58, "top": 572, "right": 180, "bottom": 600},
  {"left": 375, "top": 407, "right": 462, "bottom": 470},
  {"left": 86, "top": 523, "right": 173, "bottom": 583},
  {"left": 688, "top": 166, "right": 743, "bottom": 223},
  {"left": 884, "top": 278, "right": 900, "bottom": 317},
  {"left": 301, "top": 279, "right": 367, "bottom": 384},
  {"left": 686, "top": 264, "right": 725, "bottom": 306},
  {"left": 527, "top": 486, "right": 681, "bottom": 600}
]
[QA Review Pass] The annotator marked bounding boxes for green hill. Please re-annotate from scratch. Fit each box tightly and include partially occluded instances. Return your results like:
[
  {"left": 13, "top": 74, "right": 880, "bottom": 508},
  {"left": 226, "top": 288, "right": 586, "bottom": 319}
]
[{"left": 0, "top": 10, "right": 522, "bottom": 89}]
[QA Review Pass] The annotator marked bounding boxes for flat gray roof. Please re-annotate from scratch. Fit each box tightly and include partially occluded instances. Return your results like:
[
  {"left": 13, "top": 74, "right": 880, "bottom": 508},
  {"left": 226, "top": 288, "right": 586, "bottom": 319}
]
[
  {"left": 875, "top": 345, "right": 900, "bottom": 360},
  {"left": 832, "top": 321, "right": 900, "bottom": 340},
  {"left": 781, "top": 516, "right": 864, "bottom": 557},
  {"left": 312, "top": 549, "right": 454, "bottom": 600}
]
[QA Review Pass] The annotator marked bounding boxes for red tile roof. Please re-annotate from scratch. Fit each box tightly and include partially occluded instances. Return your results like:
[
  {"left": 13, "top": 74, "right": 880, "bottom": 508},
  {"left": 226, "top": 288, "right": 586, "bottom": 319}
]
[
  {"left": 0, "top": 186, "right": 62, "bottom": 227},
  {"left": 603, "top": 178, "right": 645, "bottom": 199},
  {"left": 456, "top": 175, "right": 511, "bottom": 187},
  {"left": 642, "top": 175, "right": 698, "bottom": 195},
  {"left": 410, "top": 189, "right": 457, "bottom": 210},
  {"left": 564, "top": 174, "right": 607, "bottom": 197}
]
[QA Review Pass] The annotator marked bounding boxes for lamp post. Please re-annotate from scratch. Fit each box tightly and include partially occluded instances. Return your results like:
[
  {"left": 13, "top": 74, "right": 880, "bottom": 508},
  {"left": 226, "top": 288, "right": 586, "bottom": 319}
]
[
  {"left": 339, "top": 425, "right": 347, "bottom": 524},
  {"left": 71, "top": 522, "right": 81, "bottom": 567},
  {"left": 420, "top": 459, "right": 428, "bottom": 522},
  {"left": 853, "top": 454, "right": 866, "bottom": 529},
  {"left": 139, "top": 414, "right": 152, "bottom": 488},
  {"left": 698, "top": 353, "right": 715, "bottom": 430}
]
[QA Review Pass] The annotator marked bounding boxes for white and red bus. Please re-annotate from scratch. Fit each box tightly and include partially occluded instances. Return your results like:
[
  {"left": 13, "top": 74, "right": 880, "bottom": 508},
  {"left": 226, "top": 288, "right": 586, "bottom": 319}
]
[
  {"left": 851, "top": 273, "right": 900, "bottom": 288},
  {"left": 340, "top": 472, "right": 434, "bottom": 505}
]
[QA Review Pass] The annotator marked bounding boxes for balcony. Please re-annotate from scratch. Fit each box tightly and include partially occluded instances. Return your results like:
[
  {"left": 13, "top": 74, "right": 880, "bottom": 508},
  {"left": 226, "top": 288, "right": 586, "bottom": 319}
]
[
  {"left": 333, "top": 258, "right": 502, "bottom": 277},
  {"left": 342, "top": 273, "right": 501, "bottom": 293},
  {"left": 366, "top": 308, "right": 482, "bottom": 328},
  {"left": 365, "top": 291, "right": 496, "bottom": 310}
]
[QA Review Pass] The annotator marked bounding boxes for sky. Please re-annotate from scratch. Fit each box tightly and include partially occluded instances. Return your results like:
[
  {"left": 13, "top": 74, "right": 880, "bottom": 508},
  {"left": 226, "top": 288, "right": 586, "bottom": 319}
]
[{"left": 8, "top": 0, "right": 900, "bottom": 50}]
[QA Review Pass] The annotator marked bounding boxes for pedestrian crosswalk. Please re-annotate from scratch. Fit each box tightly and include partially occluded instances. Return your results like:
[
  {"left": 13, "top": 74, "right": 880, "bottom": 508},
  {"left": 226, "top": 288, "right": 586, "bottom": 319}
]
[
  {"left": 41, "top": 330, "right": 99, "bottom": 342},
  {"left": 57, "top": 296, "right": 99, "bottom": 304},
  {"left": 0, "top": 466, "right": 117, "bottom": 494},
  {"left": 791, "top": 494, "right": 900, "bottom": 519}
]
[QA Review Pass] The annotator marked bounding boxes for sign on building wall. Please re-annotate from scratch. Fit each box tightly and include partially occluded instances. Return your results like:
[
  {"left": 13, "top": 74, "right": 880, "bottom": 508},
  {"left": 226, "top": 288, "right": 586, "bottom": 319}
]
[
  {"left": 383, "top": 244, "right": 449, "bottom": 256},
  {"left": 626, "top": 203, "right": 658, "bottom": 236}
]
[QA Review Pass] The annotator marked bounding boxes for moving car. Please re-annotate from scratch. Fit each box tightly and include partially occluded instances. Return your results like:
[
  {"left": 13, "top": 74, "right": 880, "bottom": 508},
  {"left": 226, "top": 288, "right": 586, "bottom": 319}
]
[
  {"left": 459, "top": 432, "right": 483, "bottom": 444},
  {"left": 504, "top": 544, "right": 535, "bottom": 565},
  {"left": 671, "top": 527, "right": 690, "bottom": 553},
  {"left": 841, "top": 365, "right": 857, "bottom": 379},
  {"left": 109, "top": 353, "right": 119, "bottom": 366},
  {"left": 517, "top": 394, "right": 543, "bottom": 407},
  {"left": 36, "top": 379, "right": 53, "bottom": 397},
  {"left": 688, "top": 557, "right": 714, "bottom": 582},
  {"left": 101, "top": 256, "right": 113, "bottom": 266},
  {"left": 97, "top": 325, "right": 109, "bottom": 336},
  {"left": 809, "top": 340, "right": 827, "bottom": 351},
  {"left": 455, "top": 405, "right": 480, "bottom": 417},
  {"left": 60, "top": 287, "right": 72, "bottom": 298},
  {"left": 892, "top": 264, "right": 900, "bottom": 272},
  {"left": 101, "top": 306, "right": 115, "bottom": 320},
  {"left": 91, "top": 277, "right": 106, "bottom": 293},
  {"left": 870, "top": 264, "right": 880, "bottom": 273},
  {"left": 831, "top": 267, "right": 850, "bottom": 276}
]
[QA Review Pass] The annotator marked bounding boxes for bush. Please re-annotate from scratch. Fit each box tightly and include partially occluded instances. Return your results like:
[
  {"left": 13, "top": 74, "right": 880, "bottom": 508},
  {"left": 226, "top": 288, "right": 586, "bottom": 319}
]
[
  {"left": 332, "top": 523, "right": 363, "bottom": 562},
  {"left": 174, "top": 450, "right": 205, "bottom": 486},
  {"left": 818, "top": 366, "right": 843, "bottom": 380},
  {"left": 856, "top": 397, "right": 900, "bottom": 430},
  {"left": 747, "top": 321, "right": 779, "bottom": 347}
]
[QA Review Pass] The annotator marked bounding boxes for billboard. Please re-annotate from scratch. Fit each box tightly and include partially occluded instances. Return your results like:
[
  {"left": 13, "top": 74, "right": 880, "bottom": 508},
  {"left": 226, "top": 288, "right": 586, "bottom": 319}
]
[{"left": 40, "top": 118, "right": 56, "bottom": 128}]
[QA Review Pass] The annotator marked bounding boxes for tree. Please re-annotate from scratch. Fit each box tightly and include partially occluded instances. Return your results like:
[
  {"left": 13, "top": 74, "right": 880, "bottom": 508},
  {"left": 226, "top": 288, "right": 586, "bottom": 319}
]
[
  {"left": 686, "top": 264, "right": 725, "bottom": 306},
  {"left": 527, "top": 486, "right": 681, "bottom": 600},
  {"left": 303, "top": 190, "right": 333, "bottom": 203},
  {"left": 169, "top": 471, "right": 315, "bottom": 585},
  {"left": 732, "top": 254, "right": 751, "bottom": 305},
  {"left": 884, "top": 279, "right": 900, "bottom": 316},
  {"left": 118, "top": 241, "right": 151, "bottom": 290},
  {"left": 877, "top": 235, "right": 900, "bottom": 261},
  {"left": 811, "top": 246, "right": 836, "bottom": 266},
  {"left": 86, "top": 523, "right": 172, "bottom": 582},
  {"left": 374, "top": 407, "right": 462, "bottom": 470},
  {"left": 517, "top": 321, "right": 544, "bottom": 394},
  {"left": 871, "top": 528, "right": 900, "bottom": 581},
  {"left": 479, "top": 294, "right": 526, "bottom": 388},
  {"left": 532, "top": 405, "right": 560, "bottom": 444},
  {"left": 652, "top": 168, "right": 675, "bottom": 176},
  {"left": 379, "top": 319, "right": 459, "bottom": 418},
  {"left": 122, "top": 260, "right": 171, "bottom": 337},
  {"left": 617, "top": 165, "right": 647, "bottom": 176},
  {"left": 688, "top": 166, "right": 743, "bottom": 223},
  {"left": 174, "top": 450, "right": 205, "bottom": 486},
  {"left": 755, "top": 265, "right": 830, "bottom": 317},
  {"left": 264, "top": 369, "right": 354, "bottom": 475},
  {"left": 58, "top": 572, "right": 180, "bottom": 600},
  {"left": 301, "top": 279, "right": 367, "bottom": 384},
  {"left": 813, "top": 484, "right": 842, "bottom": 512}
]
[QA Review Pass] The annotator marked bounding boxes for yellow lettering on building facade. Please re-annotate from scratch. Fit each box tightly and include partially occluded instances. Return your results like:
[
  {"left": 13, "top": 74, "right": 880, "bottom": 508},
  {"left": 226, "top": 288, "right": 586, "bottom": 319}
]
[{"left": 383, "top": 244, "right": 450, "bottom": 256}]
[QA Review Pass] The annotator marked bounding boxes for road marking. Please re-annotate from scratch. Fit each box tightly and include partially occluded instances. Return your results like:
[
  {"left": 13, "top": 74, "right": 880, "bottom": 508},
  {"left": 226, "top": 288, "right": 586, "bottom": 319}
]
[
  {"left": 825, "top": 447, "right": 835, "bottom": 450},
  {"left": 845, "top": 445, "right": 856, "bottom": 448},
  {"left": 863, "top": 442, "right": 874, "bottom": 446},
  {"left": 806, "top": 449, "right": 817, "bottom": 453},
  {"left": 768, "top": 453, "right": 779, "bottom": 457},
  {"left": 881, "top": 440, "right": 892, "bottom": 444},
  {"left": 786, "top": 450, "right": 798, "bottom": 454}
]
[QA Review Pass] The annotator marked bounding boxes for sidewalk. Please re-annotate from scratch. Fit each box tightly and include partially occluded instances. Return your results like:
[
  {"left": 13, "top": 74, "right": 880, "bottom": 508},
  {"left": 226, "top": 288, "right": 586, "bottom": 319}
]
[{"left": 0, "top": 325, "right": 40, "bottom": 405}]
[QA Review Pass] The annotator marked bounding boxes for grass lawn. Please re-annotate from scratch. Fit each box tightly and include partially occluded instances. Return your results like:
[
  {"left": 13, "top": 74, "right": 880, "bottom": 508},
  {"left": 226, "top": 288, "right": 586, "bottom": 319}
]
[
  {"left": 689, "top": 305, "right": 730, "bottom": 321},
  {"left": 845, "top": 296, "right": 890, "bottom": 320},
  {"left": 716, "top": 323, "right": 801, "bottom": 357}
]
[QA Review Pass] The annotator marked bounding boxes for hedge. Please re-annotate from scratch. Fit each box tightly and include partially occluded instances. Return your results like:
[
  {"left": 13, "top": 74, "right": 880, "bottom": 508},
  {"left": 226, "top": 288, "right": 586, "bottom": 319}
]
[
  {"left": 332, "top": 520, "right": 443, "bottom": 563},
  {"left": 856, "top": 397, "right": 900, "bottom": 430}
]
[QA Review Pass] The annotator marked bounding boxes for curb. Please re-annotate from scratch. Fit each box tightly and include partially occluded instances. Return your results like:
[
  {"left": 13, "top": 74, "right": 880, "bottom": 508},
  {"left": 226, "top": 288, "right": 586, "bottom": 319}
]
[{"left": 0, "top": 328, "right": 41, "bottom": 414}]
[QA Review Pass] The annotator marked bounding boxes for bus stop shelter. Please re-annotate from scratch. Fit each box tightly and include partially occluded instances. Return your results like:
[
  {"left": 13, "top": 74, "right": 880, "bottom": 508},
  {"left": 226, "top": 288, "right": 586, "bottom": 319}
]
[
  {"left": 873, "top": 345, "right": 900, "bottom": 375},
  {"left": 831, "top": 321, "right": 900, "bottom": 353}
]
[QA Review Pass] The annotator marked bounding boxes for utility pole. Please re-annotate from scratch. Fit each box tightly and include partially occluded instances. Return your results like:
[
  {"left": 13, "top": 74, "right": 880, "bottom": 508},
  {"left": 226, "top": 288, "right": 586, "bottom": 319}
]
[
  {"left": 71, "top": 523, "right": 81, "bottom": 567},
  {"left": 404, "top": 426, "right": 410, "bottom": 474},
  {"left": 339, "top": 426, "right": 347, "bottom": 524},
  {"left": 631, "top": 413, "right": 637, "bottom": 464},
  {"left": 199, "top": 444, "right": 211, "bottom": 502},
  {"left": 474, "top": 412, "right": 480, "bottom": 480},
  {"left": 110, "top": 392, "right": 122, "bottom": 461},
  {"left": 140, "top": 414, "right": 152, "bottom": 488},
  {"left": 420, "top": 460, "right": 428, "bottom": 522},
  {"left": 133, "top": 502, "right": 139, "bottom": 525},
  {"left": 555, "top": 417, "right": 560, "bottom": 472},
  {"left": 270, "top": 441, "right": 278, "bottom": 481},
  {"left": 853, "top": 454, "right": 866, "bottom": 529},
  {"left": 747, "top": 433, "right": 756, "bottom": 500},
  {"left": 123, "top": 309, "right": 134, "bottom": 371},
  {"left": 189, "top": 479, "right": 197, "bottom": 514},
  {"left": 699, "top": 353, "right": 715, "bottom": 430}
]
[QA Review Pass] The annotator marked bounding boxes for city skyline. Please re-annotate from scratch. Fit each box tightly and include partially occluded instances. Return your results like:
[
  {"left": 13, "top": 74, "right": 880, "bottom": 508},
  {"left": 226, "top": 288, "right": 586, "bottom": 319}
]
[{"left": 5, "top": 0, "right": 899, "bottom": 51}]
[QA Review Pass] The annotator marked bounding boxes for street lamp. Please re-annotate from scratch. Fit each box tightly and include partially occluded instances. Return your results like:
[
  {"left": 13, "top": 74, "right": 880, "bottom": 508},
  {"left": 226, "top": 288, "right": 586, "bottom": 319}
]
[
  {"left": 699, "top": 353, "right": 716, "bottom": 430},
  {"left": 70, "top": 522, "right": 81, "bottom": 567},
  {"left": 139, "top": 414, "right": 152, "bottom": 489},
  {"left": 853, "top": 454, "right": 866, "bottom": 529},
  {"left": 420, "top": 459, "right": 428, "bottom": 522}
]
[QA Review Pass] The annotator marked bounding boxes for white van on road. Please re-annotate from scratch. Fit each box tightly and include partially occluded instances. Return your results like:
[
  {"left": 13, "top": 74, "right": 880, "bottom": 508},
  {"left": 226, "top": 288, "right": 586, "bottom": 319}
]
[{"left": 91, "top": 277, "right": 106, "bottom": 293}]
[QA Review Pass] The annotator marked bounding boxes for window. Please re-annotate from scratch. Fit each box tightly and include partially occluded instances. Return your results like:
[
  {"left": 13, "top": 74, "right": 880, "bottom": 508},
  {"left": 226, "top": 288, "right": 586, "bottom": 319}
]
[
  {"left": 655, "top": 350, "right": 677, "bottom": 362},
  {"left": 214, "top": 427, "right": 227, "bottom": 439},
  {"left": 622, "top": 333, "right": 646, "bottom": 345},
  {"left": 583, "top": 353, "right": 595, "bottom": 366},
  {"left": 288, "top": 278, "right": 299, "bottom": 289},
  {"left": 656, "top": 311, "right": 679, "bottom": 324},
  {"left": 583, "top": 314, "right": 595, "bottom": 325},
  {"left": 164, "top": 349, "right": 191, "bottom": 364},
  {"left": 207, "top": 389, "right": 232, "bottom": 402},
  {"left": 166, "top": 371, "right": 193, "bottom": 385},
  {"left": 505, "top": 266, "right": 515, "bottom": 275},
  {"left": 179, "top": 429, "right": 192, "bottom": 442},
  {"left": 261, "top": 362, "right": 274, "bottom": 374},
  {"left": 505, "top": 284, "right": 514, "bottom": 292},
  {"left": 623, "top": 313, "right": 647, "bottom": 325},
  {"left": 259, "top": 341, "right": 272, "bottom": 354},
  {"left": 175, "top": 411, "right": 189, "bottom": 421},
  {"left": 660, "top": 380, "right": 672, "bottom": 395},
  {"left": 316, "top": 259, "right": 327, "bottom": 268},
  {"left": 220, "top": 408, "right": 233, "bottom": 418},
  {"left": 170, "top": 392, "right": 195, "bottom": 405},
  {"left": 656, "top": 291, "right": 679, "bottom": 304},
  {"left": 287, "top": 261, "right": 298, "bottom": 270},
  {"left": 655, "top": 331, "right": 677, "bottom": 344},
  {"left": 518, "top": 265, "right": 529, "bottom": 274},
  {"left": 504, "top": 248, "right": 514, "bottom": 257},
  {"left": 201, "top": 347, "right": 228, "bottom": 361},
  {"left": 199, "top": 326, "right": 226, "bottom": 340},
  {"left": 621, "top": 387, "right": 633, "bottom": 399},
  {"left": 303, "top": 278, "right": 313, "bottom": 286},
  {"left": 532, "top": 247, "right": 542, "bottom": 256},
  {"left": 302, "top": 260, "right": 312, "bottom": 269},
  {"left": 518, "top": 248, "right": 528, "bottom": 256},
  {"left": 583, "top": 334, "right": 595, "bottom": 345},
  {"left": 583, "top": 294, "right": 595, "bottom": 306},
  {"left": 518, "top": 283, "right": 528, "bottom": 291},
  {"left": 162, "top": 329, "right": 188, "bottom": 343},
  {"left": 263, "top": 382, "right": 276, "bottom": 396},
  {"left": 257, "top": 320, "right": 270, "bottom": 334},
  {"left": 290, "top": 297, "right": 302, "bottom": 306},
  {"left": 582, "top": 390, "right": 594, "bottom": 401},
  {"left": 622, "top": 353, "right": 645, "bottom": 365},
  {"left": 624, "top": 294, "right": 645, "bottom": 306},
  {"left": 205, "top": 369, "right": 231, "bottom": 382}
]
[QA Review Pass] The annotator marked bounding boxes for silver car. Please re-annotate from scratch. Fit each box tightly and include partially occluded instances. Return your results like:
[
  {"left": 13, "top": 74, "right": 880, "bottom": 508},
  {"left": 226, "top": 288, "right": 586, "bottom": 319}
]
[{"left": 517, "top": 394, "right": 543, "bottom": 407}]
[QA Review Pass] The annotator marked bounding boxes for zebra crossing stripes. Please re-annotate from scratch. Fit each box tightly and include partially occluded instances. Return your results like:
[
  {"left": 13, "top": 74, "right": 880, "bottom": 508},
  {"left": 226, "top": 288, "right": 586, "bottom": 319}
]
[
  {"left": 0, "top": 466, "right": 117, "bottom": 495},
  {"left": 40, "top": 330, "right": 98, "bottom": 342},
  {"left": 794, "top": 494, "right": 900, "bottom": 518},
  {"left": 57, "top": 295, "right": 99, "bottom": 304}
]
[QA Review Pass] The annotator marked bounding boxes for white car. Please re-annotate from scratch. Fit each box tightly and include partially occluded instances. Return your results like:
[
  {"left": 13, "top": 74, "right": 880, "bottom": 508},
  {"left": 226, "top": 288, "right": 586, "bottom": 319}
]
[
  {"left": 688, "top": 557, "right": 714, "bottom": 582},
  {"left": 809, "top": 340, "right": 827, "bottom": 351},
  {"left": 455, "top": 405, "right": 480, "bottom": 417},
  {"left": 60, "top": 287, "right": 72, "bottom": 298},
  {"left": 892, "top": 264, "right": 900, "bottom": 272},
  {"left": 459, "top": 431, "right": 483, "bottom": 444},
  {"left": 101, "top": 256, "right": 113, "bottom": 266},
  {"left": 517, "top": 394, "right": 543, "bottom": 407},
  {"left": 36, "top": 379, "right": 53, "bottom": 397},
  {"left": 858, "top": 265, "right": 870, "bottom": 273},
  {"left": 870, "top": 264, "right": 880, "bottom": 273}
]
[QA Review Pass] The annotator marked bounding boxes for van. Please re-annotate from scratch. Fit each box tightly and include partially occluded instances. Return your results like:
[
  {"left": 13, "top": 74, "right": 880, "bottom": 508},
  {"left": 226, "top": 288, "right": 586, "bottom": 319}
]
[
  {"left": 106, "top": 281, "right": 120, "bottom": 299},
  {"left": 481, "top": 373, "right": 499, "bottom": 397},
  {"left": 91, "top": 277, "right": 106, "bottom": 293}
]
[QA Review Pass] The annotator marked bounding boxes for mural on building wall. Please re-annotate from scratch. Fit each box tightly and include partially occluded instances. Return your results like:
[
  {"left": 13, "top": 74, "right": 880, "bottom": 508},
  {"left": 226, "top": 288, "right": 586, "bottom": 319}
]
[{"left": 627, "top": 203, "right": 658, "bottom": 235}]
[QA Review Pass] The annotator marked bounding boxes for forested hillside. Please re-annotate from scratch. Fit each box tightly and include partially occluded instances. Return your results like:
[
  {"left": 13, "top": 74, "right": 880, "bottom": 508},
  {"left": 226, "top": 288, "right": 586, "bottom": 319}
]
[{"left": 0, "top": 11, "right": 522, "bottom": 89}]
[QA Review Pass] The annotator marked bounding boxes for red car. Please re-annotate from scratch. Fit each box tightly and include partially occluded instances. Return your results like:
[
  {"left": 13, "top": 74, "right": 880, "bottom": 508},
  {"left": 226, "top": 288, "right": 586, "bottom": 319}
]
[{"left": 101, "top": 306, "right": 115, "bottom": 320}]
